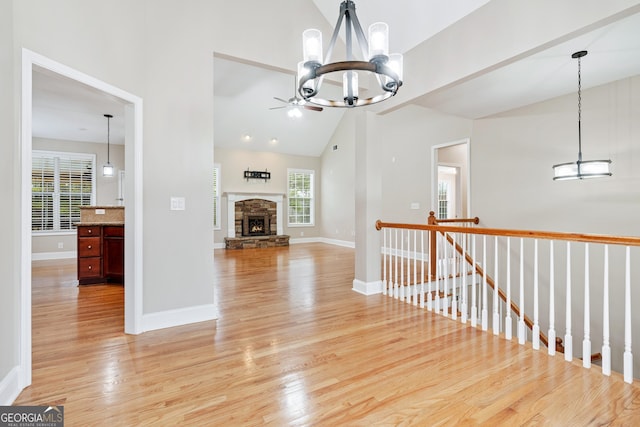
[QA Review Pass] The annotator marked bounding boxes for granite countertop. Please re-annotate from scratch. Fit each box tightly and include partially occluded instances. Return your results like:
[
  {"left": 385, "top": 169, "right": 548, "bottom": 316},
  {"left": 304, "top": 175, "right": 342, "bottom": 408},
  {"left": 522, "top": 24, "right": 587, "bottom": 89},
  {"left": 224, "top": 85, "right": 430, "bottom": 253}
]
[
  {"left": 74, "top": 222, "right": 124, "bottom": 226},
  {"left": 79, "top": 206, "right": 125, "bottom": 209}
]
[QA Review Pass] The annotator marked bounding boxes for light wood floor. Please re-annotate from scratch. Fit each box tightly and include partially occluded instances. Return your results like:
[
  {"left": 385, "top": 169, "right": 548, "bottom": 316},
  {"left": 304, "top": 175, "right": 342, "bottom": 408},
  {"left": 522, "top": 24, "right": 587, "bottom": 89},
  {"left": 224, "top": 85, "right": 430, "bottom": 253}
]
[{"left": 16, "top": 243, "right": 640, "bottom": 425}]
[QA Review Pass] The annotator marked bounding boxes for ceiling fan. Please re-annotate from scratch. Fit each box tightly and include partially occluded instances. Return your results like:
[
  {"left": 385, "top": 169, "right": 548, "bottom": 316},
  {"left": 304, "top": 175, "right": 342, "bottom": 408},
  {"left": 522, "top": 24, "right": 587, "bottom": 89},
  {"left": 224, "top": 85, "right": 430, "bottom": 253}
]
[{"left": 270, "top": 76, "right": 323, "bottom": 115}]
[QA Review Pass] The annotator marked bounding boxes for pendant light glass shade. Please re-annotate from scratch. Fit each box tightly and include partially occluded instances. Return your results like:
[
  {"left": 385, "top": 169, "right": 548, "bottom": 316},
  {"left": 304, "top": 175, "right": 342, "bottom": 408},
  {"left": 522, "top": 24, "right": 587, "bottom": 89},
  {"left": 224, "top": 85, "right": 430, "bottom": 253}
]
[
  {"left": 103, "top": 114, "right": 114, "bottom": 177},
  {"left": 552, "top": 51, "right": 612, "bottom": 181}
]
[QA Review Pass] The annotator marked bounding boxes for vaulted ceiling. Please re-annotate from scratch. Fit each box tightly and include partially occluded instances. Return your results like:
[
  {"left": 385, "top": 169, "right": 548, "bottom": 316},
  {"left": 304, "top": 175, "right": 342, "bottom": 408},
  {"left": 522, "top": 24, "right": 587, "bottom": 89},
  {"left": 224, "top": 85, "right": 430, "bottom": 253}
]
[{"left": 32, "top": 1, "right": 640, "bottom": 157}]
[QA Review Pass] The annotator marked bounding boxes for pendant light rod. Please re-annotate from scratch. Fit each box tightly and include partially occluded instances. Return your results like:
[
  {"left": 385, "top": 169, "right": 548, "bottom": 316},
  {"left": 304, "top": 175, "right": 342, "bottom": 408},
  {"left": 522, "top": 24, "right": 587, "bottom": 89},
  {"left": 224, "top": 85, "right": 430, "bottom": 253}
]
[
  {"left": 573, "top": 50, "right": 586, "bottom": 163},
  {"left": 103, "top": 114, "right": 114, "bottom": 177}
]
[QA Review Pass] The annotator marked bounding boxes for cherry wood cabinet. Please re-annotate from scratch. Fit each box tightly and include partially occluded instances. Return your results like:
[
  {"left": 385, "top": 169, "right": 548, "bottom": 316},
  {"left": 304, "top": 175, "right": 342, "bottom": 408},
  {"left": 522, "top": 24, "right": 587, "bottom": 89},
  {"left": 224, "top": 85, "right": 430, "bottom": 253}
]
[{"left": 77, "top": 224, "right": 124, "bottom": 285}]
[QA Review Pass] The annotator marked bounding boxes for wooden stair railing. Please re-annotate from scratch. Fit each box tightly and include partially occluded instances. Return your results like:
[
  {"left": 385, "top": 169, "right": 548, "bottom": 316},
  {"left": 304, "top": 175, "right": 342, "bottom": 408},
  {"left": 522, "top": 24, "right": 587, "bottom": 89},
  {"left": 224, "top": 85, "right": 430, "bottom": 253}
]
[
  {"left": 384, "top": 213, "right": 640, "bottom": 355},
  {"left": 436, "top": 223, "right": 564, "bottom": 354}
]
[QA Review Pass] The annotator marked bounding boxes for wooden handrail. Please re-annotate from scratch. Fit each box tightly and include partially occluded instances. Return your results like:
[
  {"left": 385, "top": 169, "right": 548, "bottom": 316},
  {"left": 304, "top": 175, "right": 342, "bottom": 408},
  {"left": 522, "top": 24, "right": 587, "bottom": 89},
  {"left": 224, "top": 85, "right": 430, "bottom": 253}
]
[
  {"left": 375, "top": 220, "right": 640, "bottom": 247},
  {"left": 428, "top": 211, "right": 479, "bottom": 225},
  {"left": 376, "top": 218, "right": 640, "bottom": 354}
]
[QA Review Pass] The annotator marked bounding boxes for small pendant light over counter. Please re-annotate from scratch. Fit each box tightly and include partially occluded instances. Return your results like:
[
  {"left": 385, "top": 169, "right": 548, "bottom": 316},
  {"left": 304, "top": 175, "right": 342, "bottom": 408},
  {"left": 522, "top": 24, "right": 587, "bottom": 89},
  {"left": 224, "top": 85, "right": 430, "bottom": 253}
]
[
  {"left": 552, "top": 51, "right": 612, "bottom": 181},
  {"left": 103, "top": 113, "right": 114, "bottom": 177}
]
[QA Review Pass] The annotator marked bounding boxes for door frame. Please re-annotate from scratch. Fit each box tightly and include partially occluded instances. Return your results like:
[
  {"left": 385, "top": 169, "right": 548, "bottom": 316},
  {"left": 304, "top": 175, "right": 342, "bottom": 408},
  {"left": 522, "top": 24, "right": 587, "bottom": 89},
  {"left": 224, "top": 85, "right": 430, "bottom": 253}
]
[
  {"left": 20, "top": 49, "right": 144, "bottom": 389},
  {"left": 431, "top": 138, "right": 470, "bottom": 218}
]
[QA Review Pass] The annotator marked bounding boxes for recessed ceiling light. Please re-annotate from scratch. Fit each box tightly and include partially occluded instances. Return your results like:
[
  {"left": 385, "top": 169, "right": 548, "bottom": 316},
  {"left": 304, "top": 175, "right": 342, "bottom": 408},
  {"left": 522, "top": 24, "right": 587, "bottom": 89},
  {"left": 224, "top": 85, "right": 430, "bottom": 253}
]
[
  {"left": 269, "top": 138, "right": 278, "bottom": 144},
  {"left": 242, "top": 134, "right": 252, "bottom": 141}
]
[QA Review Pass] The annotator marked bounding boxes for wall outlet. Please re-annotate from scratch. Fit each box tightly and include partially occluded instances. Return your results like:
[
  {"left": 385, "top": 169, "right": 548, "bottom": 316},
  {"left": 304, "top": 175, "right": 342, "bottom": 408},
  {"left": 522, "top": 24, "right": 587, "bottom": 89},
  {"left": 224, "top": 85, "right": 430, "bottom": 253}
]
[
  {"left": 57, "top": 242, "right": 63, "bottom": 249},
  {"left": 95, "top": 208, "right": 106, "bottom": 214},
  {"left": 411, "top": 202, "right": 420, "bottom": 210},
  {"left": 300, "top": 231, "right": 304, "bottom": 236}
]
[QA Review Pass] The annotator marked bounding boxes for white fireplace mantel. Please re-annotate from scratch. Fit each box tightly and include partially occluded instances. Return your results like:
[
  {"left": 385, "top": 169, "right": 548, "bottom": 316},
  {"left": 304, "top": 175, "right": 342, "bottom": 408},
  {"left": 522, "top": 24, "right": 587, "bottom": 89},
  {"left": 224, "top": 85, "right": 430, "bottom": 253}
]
[{"left": 225, "top": 192, "right": 284, "bottom": 237}]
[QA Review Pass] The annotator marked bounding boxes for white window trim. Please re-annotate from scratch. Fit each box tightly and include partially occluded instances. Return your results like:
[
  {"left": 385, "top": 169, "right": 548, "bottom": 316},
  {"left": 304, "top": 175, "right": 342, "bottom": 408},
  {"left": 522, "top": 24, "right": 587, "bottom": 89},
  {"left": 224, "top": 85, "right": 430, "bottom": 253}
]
[
  {"left": 287, "top": 168, "right": 315, "bottom": 227},
  {"left": 32, "top": 150, "right": 96, "bottom": 235}
]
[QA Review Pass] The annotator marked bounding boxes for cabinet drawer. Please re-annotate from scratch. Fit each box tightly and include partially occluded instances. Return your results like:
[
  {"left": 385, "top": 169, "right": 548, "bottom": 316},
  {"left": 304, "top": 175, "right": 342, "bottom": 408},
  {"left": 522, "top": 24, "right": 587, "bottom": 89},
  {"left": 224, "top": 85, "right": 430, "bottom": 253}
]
[
  {"left": 78, "top": 257, "right": 101, "bottom": 278},
  {"left": 78, "top": 226, "right": 101, "bottom": 237},
  {"left": 78, "top": 237, "right": 101, "bottom": 257},
  {"left": 104, "top": 226, "right": 124, "bottom": 237}
]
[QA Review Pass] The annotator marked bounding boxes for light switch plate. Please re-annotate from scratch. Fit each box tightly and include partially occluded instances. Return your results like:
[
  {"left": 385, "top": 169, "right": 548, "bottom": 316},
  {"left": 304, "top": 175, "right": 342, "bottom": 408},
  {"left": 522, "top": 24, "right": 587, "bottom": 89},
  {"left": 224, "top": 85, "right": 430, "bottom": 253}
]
[{"left": 170, "top": 197, "right": 185, "bottom": 211}]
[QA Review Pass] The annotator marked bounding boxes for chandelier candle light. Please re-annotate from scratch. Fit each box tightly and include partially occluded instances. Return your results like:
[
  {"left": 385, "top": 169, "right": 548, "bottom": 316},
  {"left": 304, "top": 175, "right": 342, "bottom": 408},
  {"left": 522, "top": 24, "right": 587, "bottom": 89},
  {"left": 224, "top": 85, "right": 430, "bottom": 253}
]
[
  {"left": 298, "top": 0, "right": 403, "bottom": 108},
  {"left": 102, "top": 113, "right": 114, "bottom": 177},
  {"left": 552, "top": 50, "right": 612, "bottom": 180}
]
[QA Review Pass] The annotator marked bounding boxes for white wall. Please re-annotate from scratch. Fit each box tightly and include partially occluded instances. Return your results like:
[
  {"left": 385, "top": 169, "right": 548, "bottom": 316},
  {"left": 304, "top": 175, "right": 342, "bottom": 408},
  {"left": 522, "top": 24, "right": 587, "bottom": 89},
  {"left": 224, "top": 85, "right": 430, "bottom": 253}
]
[
  {"left": 471, "top": 76, "right": 640, "bottom": 374},
  {"left": 214, "top": 147, "right": 322, "bottom": 244},
  {"left": 320, "top": 113, "right": 356, "bottom": 245},
  {"left": 0, "top": 0, "right": 18, "bottom": 400},
  {"left": 377, "top": 105, "right": 473, "bottom": 223},
  {"left": 12, "top": 0, "right": 215, "bottom": 318}
]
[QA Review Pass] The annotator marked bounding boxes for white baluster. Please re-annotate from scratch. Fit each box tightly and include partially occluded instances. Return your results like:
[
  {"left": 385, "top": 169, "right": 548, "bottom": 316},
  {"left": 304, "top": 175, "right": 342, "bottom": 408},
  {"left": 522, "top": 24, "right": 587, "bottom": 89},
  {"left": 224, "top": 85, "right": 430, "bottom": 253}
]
[
  {"left": 518, "top": 238, "right": 525, "bottom": 345},
  {"left": 482, "top": 236, "right": 488, "bottom": 331},
  {"left": 394, "top": 229, "right": 398, "bottom": 299},
  {"left": 452, "top": 233, "right": 457, "bottom": 320},
  {"left": 533, "top": 239, "right": 540, "bottom": 350},
  {"left": 565, "top": 242, "right": 573, "bottom": 362},
  {"left": 427, "top": 229, "right": 433, "bottom": 311},
  {"left": 548, "top": 241, "right": 556, "bottom": 356},
  {"left": 624, "top": 246, "right": 633, "bottom": 384},
  {"left": 583, "top": 243, "right": 591, "bottom": 369},
  {"left": 602, "top": 245, "right": 610, "bottom": 375},
  {"left": 444, "top": 234, "right": 450, "bottom": 317},
  {"left": 493, "top": 236, "right": 499, "bottom": 335},
  {"left": 471, "top": 235, "right": 477, "bottom": 327},
  {"left": 461, "top": 231, "right": 468, "bottom": 323},
  {"left": 387, "top": 229, "right": 397, "bottom": 298},
  {"left": 382, "top": 228, "right": 387, "bottom": 296},
  {"left": 435, "top": 233, "right": 441, "bottom": 314},
  {"left": 505, "top": 237, "right": 512, "bottom": 340},
  {"left": 413, "top": 230, "right": 418, "bottom": 306},
  {"left": 400, "top": 229, "right": 405, "bottom": 301},
  {"left": 420, "top": 230, "right": 425, "bottom": 309}
]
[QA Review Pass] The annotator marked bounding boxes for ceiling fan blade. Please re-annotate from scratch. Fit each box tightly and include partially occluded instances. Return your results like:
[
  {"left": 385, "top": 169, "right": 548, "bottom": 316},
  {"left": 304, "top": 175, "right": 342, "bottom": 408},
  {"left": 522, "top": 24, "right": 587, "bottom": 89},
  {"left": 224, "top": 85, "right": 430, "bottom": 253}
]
[
  {"left": 303, "top": 105, "right": 323, "bottom": 112},
  {"left": 269, "top": 106, "right": 286, "bottom": 110},
  {"left": 273, "top": 97, "right": 289, "bottom": 104}
]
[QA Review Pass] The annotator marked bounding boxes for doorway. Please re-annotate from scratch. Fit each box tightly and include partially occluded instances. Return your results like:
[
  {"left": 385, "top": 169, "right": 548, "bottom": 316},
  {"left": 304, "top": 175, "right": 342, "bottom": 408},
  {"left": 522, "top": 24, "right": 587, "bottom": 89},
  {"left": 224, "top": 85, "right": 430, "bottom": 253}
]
[
  {"left": 20, "top": 49, "right": 144, "bottom": 389},
  {"left": 431, "top": 139, "right": 470, "bottom": 219}
]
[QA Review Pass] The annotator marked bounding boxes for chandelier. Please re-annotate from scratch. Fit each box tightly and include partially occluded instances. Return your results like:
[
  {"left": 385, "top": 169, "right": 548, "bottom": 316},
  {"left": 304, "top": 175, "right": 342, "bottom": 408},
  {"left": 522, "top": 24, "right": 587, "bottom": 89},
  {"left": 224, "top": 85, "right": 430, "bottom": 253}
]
[
  {"left": 298, "top": 0, "right": 403, "bottom": 108},
  {"left": 552, "top": 51, "right": 612, "bottom": 181}
]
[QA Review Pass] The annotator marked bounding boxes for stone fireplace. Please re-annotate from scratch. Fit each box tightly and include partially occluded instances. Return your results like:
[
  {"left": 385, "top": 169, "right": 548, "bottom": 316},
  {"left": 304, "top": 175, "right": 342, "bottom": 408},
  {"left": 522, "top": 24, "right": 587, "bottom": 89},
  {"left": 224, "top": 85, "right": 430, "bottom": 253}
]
[
  {"left": 224, "top": 193, "right": 289, "bottom": 249},
  {"left": 235, "top": 199, "right": 276, "bottom": 236}
]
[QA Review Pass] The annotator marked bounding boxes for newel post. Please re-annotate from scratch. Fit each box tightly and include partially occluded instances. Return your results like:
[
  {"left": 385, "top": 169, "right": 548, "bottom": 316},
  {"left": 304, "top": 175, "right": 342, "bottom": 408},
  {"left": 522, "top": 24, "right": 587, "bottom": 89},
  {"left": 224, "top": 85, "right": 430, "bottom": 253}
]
[{"left": 428, "top": 211, "right": 437, "bottom": 280}]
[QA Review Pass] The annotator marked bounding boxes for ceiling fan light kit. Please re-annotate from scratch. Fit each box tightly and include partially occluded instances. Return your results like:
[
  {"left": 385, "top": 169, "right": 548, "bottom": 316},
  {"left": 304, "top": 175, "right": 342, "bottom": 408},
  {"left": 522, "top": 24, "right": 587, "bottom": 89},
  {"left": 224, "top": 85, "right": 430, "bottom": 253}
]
[
  {"left": 298, "top": 0, "right": 403, "bottom": 108},
  {"left": 552, "top": 50, "right": 612, "bottom": 181}
]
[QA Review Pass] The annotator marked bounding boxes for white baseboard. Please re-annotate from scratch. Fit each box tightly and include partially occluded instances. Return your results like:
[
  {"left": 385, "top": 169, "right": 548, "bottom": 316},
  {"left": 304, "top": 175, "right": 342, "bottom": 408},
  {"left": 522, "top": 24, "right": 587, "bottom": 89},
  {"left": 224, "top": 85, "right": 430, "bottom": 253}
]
[
  {"left": 352, "top": 279, "right": 382, "bottom": 295},
  {"left": 31, "top": 251, "right": 76, "bottom": 261},
  {"left": 215, "top": 237, "right": 355, "bottom": 248},
  {"left": 0, "top": 366, "right": 22, "bottom": 405},
  {"left": 289, "top": 237, "right": 321, "bottom": 244},
  {"left": 141, "top": 304, "right": 217, "bottom": 333},
  {"left": 318, "top": 238, "right": 355, "bottom": 248}
]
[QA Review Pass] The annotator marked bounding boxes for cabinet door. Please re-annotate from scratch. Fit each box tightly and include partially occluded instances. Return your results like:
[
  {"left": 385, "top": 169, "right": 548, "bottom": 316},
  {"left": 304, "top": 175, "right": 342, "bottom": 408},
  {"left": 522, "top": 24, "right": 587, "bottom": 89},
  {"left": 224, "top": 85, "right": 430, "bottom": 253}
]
[{"left": 103, "top": 236, "right": 124, "bottom": 283}]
